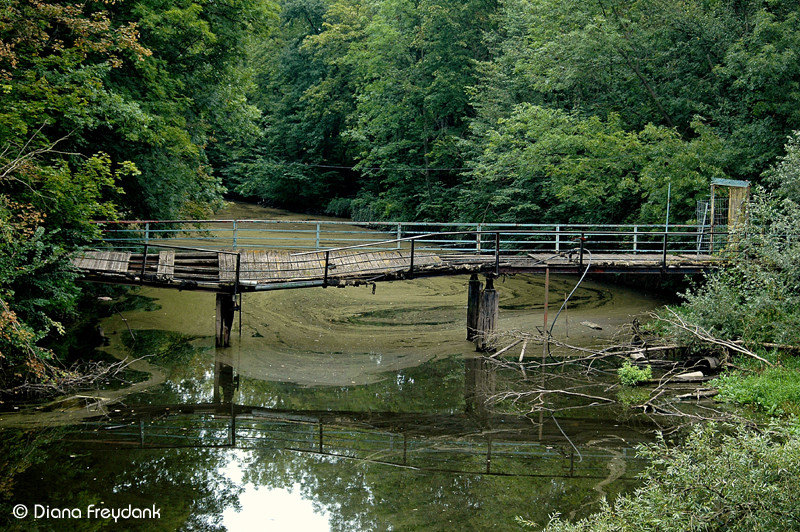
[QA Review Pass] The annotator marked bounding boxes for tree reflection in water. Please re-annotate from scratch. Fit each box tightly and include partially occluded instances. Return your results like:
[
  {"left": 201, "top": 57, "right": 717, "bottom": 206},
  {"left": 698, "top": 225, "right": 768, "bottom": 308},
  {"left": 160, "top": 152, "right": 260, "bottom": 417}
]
[{"left": 0, "top": 343, "right": 656, "bottom": 530}]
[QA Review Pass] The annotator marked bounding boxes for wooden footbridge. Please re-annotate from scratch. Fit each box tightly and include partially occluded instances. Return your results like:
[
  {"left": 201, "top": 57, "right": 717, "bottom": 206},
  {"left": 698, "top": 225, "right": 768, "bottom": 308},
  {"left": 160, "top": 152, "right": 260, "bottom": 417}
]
[
  {"left": 72, "top": 218, "right": 729, "bottom": 346},
  {"left": 73, "top": 219, "right": 727, "bottom": 292}
]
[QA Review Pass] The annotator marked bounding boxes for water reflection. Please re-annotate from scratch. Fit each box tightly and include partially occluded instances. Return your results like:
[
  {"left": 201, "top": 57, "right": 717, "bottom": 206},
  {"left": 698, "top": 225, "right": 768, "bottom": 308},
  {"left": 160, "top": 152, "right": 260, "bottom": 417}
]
[
  {"left": 67, "top": 354, "right": 650, "bottom": 481},
  {"left": 214, "top": 353, "right": 239, "bottom": 406},
  {"left": 0, "top": 351, "right": 657, "bottom": 530}
]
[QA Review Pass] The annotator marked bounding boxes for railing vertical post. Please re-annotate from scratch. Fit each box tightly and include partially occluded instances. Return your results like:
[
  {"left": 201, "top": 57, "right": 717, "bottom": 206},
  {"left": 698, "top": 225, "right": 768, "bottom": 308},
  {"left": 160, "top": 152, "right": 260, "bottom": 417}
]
[
  {"left": 323, "top": 250, "right": 330, "bottom": 288},
  {"left": 409, "top": 239, "right": 415, "bottom": 279},
  {"left": 555, "top": 225, "right": 561, "bottom": 252},
  {"left": 230, "top": 410, "right": 236, "bottom": 447},
  {"left": 234, "top": 252, "right": 241, "bottom": 296},
  {"left": 494, "top": 232, "right": 500, "bottom": 275},
  {"left": 662, "top": 232, "right": 668, "bottom": 270},
  {"left": 232, "top": 220, "right": 238, "bottom": 250},
  {"left": 144, "top": 222, "right": 150, "bottom": 247},
  {"left": 315, "top": 222, "right": 321, "bottom": 250},
  {"left": 633, "top": 226, "right": 638, "bottom": 253},
  {"left": 235, "top": 252, "right": 242, "bottom": 340},
  {"left": 397, "top": 223, "right": 402, "bottom": 250},
  {"left": 140, "top": 243, "right": 149, "bottom": 281},
  {"left": 579, "top": 233, "right": 585, "bottom": 268},
  {"left": 476, "top": 225, "right": 482, "bottom": 253}
]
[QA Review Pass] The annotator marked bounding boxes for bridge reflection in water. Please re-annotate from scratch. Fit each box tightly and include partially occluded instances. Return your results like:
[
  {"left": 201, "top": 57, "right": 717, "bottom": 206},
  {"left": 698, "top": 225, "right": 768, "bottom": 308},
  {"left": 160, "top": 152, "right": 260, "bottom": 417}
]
[{"left": 66, "top": 353, "right": 650, "bottom": 481}]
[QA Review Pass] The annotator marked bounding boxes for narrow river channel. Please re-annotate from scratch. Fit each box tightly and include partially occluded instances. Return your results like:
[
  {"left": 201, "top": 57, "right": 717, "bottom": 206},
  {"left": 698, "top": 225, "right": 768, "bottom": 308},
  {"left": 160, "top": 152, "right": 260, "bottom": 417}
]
[{"left": 2, "top": 202, "right": 674, "bottom": 531}]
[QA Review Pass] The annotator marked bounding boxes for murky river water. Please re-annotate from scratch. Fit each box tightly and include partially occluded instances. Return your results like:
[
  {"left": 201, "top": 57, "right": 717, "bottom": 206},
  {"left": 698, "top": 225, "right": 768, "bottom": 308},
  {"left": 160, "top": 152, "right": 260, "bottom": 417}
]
[{"left": 1, "top": 203, "right": 675, "bottom": 531}]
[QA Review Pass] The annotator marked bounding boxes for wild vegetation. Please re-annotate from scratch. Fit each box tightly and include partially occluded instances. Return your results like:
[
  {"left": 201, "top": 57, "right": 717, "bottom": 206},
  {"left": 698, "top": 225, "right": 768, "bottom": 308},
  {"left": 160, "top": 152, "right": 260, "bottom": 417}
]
[{"left": 520, "top": 129, "right": 800, "bottom": 530}]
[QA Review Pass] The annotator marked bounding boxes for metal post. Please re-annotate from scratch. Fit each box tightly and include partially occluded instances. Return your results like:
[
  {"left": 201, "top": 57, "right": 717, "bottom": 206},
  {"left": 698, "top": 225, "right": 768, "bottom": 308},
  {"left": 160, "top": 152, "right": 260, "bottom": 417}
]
[
  {"left": 235, "top": 253, "right": 242, "bottom": 339},
  {"left": 665, "top": 182, "right": 671, "bottom": 233},
  {"left": 555, "top": 225, "right": 561, "bottom": 252},
  {"left": 232, "top": 220, "right": 238, "bottom": 249},
  {"left": 140, "top": 222, "right": 150, "bottom": 281},
  {"left": 633, "top": 226, "right": 638, "bottom": 253},
  {"left": 662, "top": 232, "right": 668, "bottom": 270},
  {"left": 230, "top": 409, "right": 236, "bottom": 447},
  {"left": 494, "top": 232, "right": 500, "bottom": 275},
  {"left": 318, "top": 422, "right": 324, "bottom": 453},
  {"left": 234, "top": 253, "right": 241, "bottom": 296},
  {"left": 476, "top": 225, "right": 482, "bottom": 253},
  {"left": 323, "top": 250, "right": 330, "bottom": 288},
  {"left": 409, "top": 239, "right": 415, "bottom": 279},
  {"left": 397, "top": 223, "right": 402, "bottom": 250},
  {"left": 140, "top": 243, "right": 149, "bottom": 281},
  {"left": 710, "top": 184, "right": 716, "bottom": 253},
  {"left": 315, "top": 223, "right": 321, "bottom": 249},
  {"left": 579, "top": 233, "right": 585, "bottom": 268}
]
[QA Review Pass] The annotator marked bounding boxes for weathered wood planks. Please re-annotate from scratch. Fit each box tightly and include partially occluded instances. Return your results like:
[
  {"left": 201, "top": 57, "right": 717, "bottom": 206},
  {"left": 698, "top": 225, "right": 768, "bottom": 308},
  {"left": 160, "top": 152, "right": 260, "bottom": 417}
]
[
  {"left": 72, "top": 251, "right": 131, "bottom": 273},
  {"left": 157, "top": 250, "right": 176, "bottom": 281},
  {"left": 218, "top": 252, "right": 237, "bottom": 282},
  {"left": 72, "top": 245, "right": 715, "bottom": 293}
]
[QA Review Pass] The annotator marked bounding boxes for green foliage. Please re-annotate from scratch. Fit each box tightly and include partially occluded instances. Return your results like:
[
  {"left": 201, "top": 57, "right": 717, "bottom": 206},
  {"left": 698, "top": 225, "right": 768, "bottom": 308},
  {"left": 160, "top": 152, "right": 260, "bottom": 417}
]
[
  {"left": 0, "top": 0, "right": 277, "bottom": 386},
  {"left": 459, "top": 106, "right": 724, "bottom": 223},
  {"left": 675, "top": 133, "right": 800, "bottom": 348},
  {"left": 535, "top": 422, "right": 800, "bottom": 531},
  {"left": 712, "top": 360, "right": 800, "bottom": 417},
  {"left": 617, "top": 361, "right": 652, "bottom": 387},
  {"left": 0, "top": 198, "right": 77, "bottom": 376}
]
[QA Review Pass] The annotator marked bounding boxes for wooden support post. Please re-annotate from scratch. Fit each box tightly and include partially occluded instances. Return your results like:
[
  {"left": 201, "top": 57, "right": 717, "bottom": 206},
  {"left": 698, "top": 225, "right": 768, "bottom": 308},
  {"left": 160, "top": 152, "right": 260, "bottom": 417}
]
[
  {"left": 476, "top": 276, "right": 499, "bottom": 353},
  {"left": 216, "top": 293, "right": 236, "bottom": 348},
  {"left": 542, "top": 268, "right": 550, "bottom": 361},
  {"left": 466, "top": 274, "right": 482, "bottom": 341}
]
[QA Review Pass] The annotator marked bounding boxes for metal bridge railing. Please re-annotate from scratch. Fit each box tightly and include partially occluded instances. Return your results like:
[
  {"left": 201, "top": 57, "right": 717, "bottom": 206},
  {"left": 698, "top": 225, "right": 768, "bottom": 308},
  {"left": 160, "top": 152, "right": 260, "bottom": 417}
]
[{"left": 91, "top": 219, "right": 726, "bottom": 256}]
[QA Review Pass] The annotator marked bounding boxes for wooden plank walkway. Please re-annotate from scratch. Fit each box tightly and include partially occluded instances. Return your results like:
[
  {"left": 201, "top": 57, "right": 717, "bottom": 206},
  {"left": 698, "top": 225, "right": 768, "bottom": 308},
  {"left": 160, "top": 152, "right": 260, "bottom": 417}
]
[
  {"left": 72, "top": 249, "right": 446, "bottom": 291},
  {"left": 71, "top": 247, "right": 719, "bottom": 293}
]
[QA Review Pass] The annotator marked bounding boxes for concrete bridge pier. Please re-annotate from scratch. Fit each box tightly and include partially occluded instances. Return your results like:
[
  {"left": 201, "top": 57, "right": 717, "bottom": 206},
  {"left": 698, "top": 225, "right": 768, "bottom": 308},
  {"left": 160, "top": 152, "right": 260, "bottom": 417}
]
[{"left": 216, "top": 293, "right": 237, "bottom": 347}]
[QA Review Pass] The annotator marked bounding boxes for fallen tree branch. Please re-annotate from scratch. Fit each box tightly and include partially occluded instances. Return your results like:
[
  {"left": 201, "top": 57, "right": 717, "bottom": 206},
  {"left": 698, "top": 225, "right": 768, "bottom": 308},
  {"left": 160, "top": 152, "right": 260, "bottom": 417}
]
[{"left": 655, "top": 308, "right": 774, "bottom": 367}]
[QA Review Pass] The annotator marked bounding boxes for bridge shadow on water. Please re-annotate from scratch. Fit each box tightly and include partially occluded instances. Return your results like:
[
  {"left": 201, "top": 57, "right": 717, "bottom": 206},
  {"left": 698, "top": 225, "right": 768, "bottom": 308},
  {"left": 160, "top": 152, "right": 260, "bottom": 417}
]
[{"left": 65, "top": 353, "right": 653, "bottom": 482}]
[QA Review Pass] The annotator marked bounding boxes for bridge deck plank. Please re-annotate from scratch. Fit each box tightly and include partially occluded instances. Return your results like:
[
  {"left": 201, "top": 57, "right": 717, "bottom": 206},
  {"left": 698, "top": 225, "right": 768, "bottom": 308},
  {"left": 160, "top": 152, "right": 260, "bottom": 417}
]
[
  {"left": 157, "top": 250, "right": 176, "bottom": 281},
  {"left": 72, "top": 251, "right": 131, "bottom": 273},
  {"left": 218, "top": 252, "right": 236, "bottom": 283},
  {"left": 74, "top": 245, "right": 719, "bottom": 292}
]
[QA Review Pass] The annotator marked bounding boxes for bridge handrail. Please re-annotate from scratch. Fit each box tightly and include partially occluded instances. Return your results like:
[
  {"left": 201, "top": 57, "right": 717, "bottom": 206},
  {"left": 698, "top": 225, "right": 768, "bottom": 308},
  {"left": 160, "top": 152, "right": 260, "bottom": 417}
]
[
  {"left": 90, "top": 220, "right": 738, "bottom": 274},
  {"left": 92, "top": 219, "right": 715, "bottom": 250}
]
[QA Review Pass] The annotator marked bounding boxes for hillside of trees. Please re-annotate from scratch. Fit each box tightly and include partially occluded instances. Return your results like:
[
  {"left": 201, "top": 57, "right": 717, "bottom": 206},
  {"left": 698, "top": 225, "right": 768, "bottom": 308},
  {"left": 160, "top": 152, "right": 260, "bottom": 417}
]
[{"left": 2, "top": 0, "right": 800, "bottom": 386}]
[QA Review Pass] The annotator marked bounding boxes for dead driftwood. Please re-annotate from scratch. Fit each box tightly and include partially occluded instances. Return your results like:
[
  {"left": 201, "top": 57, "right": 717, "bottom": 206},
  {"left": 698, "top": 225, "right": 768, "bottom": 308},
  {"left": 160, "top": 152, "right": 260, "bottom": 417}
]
[
  {"left": 3, "top": 358, "right": 137, "bottom": 399},
  {"left": 675, "top": 389, "right": 719, "bottom": 401},
  {"left": 655, "top": 308, "right": 774, "bottom": 367},
  {"left": 481, "top": 325, "right": 759, "bottom": 429}
]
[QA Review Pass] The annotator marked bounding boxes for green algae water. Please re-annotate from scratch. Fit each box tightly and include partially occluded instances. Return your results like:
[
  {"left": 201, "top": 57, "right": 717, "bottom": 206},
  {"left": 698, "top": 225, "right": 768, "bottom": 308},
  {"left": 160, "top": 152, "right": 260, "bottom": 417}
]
[{"left": 0, "top": 203, "right": 670, "bottom": 531}]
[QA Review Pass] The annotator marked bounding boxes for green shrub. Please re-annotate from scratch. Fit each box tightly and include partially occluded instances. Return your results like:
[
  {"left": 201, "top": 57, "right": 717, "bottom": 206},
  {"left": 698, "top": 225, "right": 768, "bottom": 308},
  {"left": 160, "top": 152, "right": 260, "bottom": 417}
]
[
  {"left": 712, "top": 361, "right": 800, "bottom": 416},
  {"left": 528, "top": 422, "right": 800, "bottom": 531},
  {"left": 617, "top": 361, "right": 652, "bottom": 386}
]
